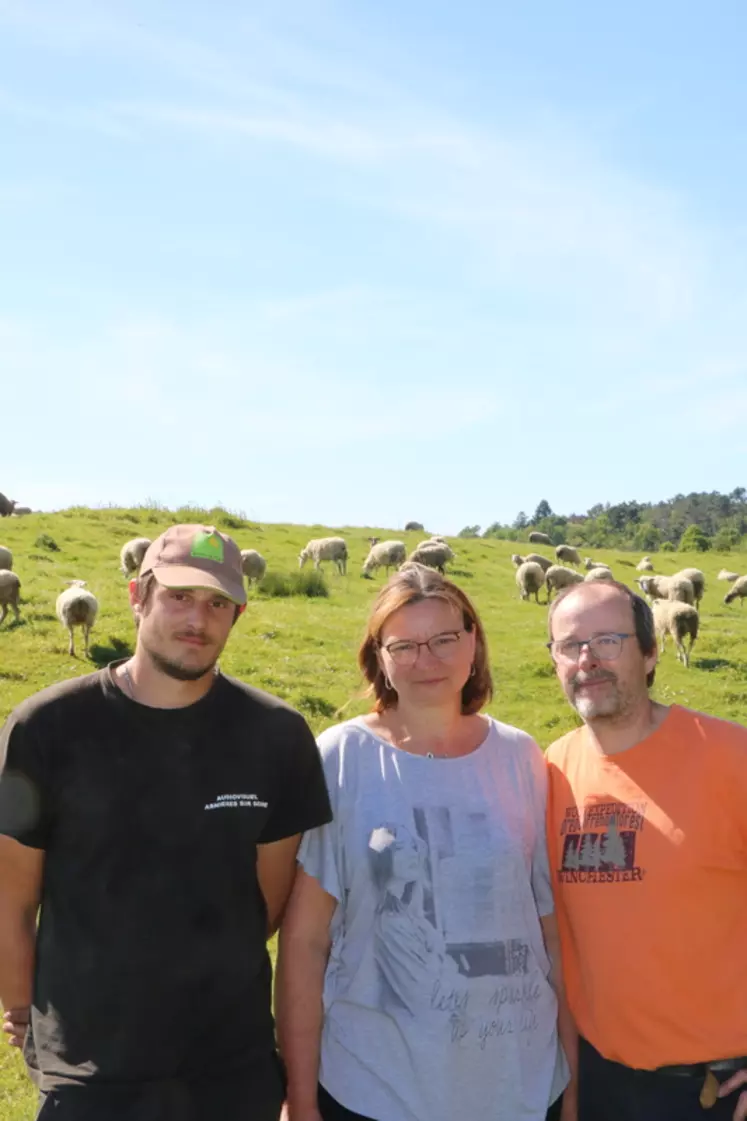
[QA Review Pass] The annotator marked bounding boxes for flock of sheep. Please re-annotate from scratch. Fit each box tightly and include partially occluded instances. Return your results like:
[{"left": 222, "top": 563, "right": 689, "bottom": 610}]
[
  {"left": 295, "top": 535, "right": 455, "bottom": 577},
  {"left": 0, "top": 529, "right": 457, "bottom": 659},
  {"left": 508, "top": 531, "right": 747, "bottom": 669},
  {"left": 0, "top": 545, "right": 98, "bottom": 657},
  {"left": 2, "top": 518, "right": 746, "bottom": 669}
]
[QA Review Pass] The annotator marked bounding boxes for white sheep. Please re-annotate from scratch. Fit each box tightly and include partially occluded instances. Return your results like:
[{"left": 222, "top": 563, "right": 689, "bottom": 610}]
[
  {"left": 56, "top": 581, "right": 98, "bottom": 657},
  {"left": 725, "top": 575, "right": 747, "bottom": 606},
  {"left": 406, "top": 543, "right": 454, "bottom": 574},
  {"left": 528, "top": 531, "right": 552, "bottom": 546},
  {"left": 0, "top": 546, "right": 12, "bottom": 570},
  {"left": 510, "top": 553, "right": 524, "bottom": 567},
  {"left": 516, "top": 561, "right": 545, "bottom": 603},
  {"left": 555, "top": 545, "right": 581, "bottom": 566},
  {"left": 637, "top": 574, "right": 694, "bottom": 605},
  {"left": 362, "top": 540, "right": 406, "bottom": 577},
  {"left": 0, "top": 570, "right": 21, "bottom": 625},
  {"left": 120, "top": 537, "right": 152, "bottom": 577},
  {"left": 673, "top": 567, "right": 705, "bottom": 607},
  {"left": 652, "top": 599, "right": 699, "bottom": 668},
  {"left": 584, "top": 558, "right": 611, "bottom": 571},
  {"left": 240, "top": 549, "right": 267, "bottom": 584},
  {"left": 718, "top": 569, "right": 740, "bottom": 583},
  {"left": 545, "top": 564, "right": 584, "bottom": 601},
  {"left": 584, "top": 567, "right": 615, "bottom": 583},
  {"left": 416, "top": 537, "right": 449, "bottom": 551},
  {"left": 299, "top": 537, "right": 348, "bottom": 575},
  {"left": 636, "top": 556, "right": 654, "bottom": 572},
  {"left": 524, "top": 553, "right": 553, "bottom": 573}
]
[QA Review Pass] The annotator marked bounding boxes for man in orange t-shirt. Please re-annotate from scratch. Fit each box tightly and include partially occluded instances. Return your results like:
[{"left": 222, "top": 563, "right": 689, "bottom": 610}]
[{"left": 545, "top": 579, "right": 747, "bottom": 1121}]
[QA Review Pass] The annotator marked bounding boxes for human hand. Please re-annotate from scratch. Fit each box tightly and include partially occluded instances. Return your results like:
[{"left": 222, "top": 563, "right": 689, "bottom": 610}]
[
  {"left": 2, "top": 1007, "right": 30, "bottom": 1049},
  {"left": 717, "top": 1069, "right": 747, "bottom": 1121}
]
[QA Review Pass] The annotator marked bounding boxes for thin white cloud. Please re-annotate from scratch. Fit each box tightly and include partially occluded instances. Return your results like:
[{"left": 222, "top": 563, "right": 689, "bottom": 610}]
[{"left": 0, "top": 1, "right": 712, "bottom": 328}]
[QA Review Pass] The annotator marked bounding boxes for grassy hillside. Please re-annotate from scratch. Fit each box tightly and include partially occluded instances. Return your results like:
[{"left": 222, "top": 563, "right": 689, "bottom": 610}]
[{"left": 1, "top": 506, "right": 746, "bottom": 1116}]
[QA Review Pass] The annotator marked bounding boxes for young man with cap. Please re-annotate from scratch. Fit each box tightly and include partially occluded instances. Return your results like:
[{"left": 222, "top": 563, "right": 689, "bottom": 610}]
[
  {"left": 544, "top": 579, "right": 747, "bottom": 1121},
  {"left": 0, "top": 524, "right": 332, "bottom": 1121}
]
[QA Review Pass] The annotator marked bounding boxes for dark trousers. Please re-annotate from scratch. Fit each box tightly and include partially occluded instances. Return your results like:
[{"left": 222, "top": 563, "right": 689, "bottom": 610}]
[
  {"left": 318, "top": 1082, "right": 564, "bottom": 1120},
  {"left": 36, "top": 1064, "right": 284, "bottom": 1121},
  {"left": 579, "top": 1036, "right": 744, "bottom": 1121}
]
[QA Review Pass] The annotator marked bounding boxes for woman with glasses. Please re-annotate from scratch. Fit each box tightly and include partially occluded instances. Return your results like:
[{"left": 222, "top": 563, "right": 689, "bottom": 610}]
[{"left": 276, "top": 565, "right": 574, "bottom": 1121}]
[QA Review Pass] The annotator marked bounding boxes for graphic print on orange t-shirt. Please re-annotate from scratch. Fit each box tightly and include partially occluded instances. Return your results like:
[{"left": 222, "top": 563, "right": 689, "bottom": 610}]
[{"left": 557, "top": 799, "right": 648, "bottom": 884}]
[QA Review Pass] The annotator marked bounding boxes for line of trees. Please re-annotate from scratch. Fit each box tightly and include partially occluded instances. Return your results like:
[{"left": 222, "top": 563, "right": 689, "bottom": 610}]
[{"left": 458, "top": 489, "right": 747, "bottom": 552}]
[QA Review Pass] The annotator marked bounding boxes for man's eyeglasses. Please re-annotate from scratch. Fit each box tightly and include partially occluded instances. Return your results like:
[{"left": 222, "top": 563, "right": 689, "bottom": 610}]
[
  {"left": 547, "top": 632, "right": 634, "bottom": 664},
  {"left": 381, "top": 630, "right": 464, "bottom": 667}
]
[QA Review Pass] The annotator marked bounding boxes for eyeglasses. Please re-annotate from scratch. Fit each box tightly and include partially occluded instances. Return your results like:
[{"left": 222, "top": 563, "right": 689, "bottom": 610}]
[
  {"left": 547, "top": 632, "right": 634, "bottom": 664},
  {"left": 381, "top": 630, "right": 465, "bottom": 667}
]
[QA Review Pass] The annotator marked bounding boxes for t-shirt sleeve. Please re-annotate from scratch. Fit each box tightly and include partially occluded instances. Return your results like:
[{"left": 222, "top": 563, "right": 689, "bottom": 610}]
[
  {"left": 0, "top": 708, "right": 54, "bottom": 849},
  {"left": 296, "top": 732, "right": 344, "bottom": 901},
  {"left": 257, "top": 708, "right": 333, "bottom": 845},
  {"left": 523, "top": 736, "right": 554, "bottom": 918}
]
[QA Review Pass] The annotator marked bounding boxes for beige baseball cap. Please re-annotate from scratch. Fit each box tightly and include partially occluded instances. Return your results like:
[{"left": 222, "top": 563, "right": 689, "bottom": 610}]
[{"left": 139, "top": 525, "right": 247, "bottom": 605}]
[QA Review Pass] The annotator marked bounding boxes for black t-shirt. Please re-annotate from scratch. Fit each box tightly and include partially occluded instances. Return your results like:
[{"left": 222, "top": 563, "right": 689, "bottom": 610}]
[{"left": 0, "top": 665, "right": 332, "bottom": 1092}]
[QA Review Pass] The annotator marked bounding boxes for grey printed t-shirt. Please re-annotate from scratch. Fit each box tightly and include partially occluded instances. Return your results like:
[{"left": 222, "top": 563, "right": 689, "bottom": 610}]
[{"left": 298, "top": 716, "right": 569, "bottom": 1121}]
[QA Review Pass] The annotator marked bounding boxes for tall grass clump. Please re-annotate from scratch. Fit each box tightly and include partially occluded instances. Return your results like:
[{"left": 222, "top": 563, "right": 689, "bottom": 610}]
[{"left": 257, "top": 570, "right": 329, "bottom": 598}]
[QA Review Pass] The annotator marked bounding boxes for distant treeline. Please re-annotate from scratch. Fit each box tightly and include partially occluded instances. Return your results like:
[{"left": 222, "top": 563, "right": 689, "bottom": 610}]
[{"left": 458, "top": 489, "right": 747, "bottom": 553}]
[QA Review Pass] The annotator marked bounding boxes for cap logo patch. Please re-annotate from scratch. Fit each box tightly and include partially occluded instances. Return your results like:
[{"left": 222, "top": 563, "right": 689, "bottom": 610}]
[{"left": 190, "top": 530, "right": 224, "bottom": 562}]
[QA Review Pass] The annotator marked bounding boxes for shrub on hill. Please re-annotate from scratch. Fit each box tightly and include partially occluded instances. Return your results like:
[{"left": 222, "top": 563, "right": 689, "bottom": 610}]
[
  {"left": 257, "top": 570, "right": 329, "bottom": 598},
  {"left": 679, "top": 524, "right": 711, "bottom": 552}
]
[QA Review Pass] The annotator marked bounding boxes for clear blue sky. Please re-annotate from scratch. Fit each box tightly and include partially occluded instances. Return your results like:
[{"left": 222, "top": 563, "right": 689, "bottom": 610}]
[{"left": 2, "top": 1, "right": 746, "bottom": 533}]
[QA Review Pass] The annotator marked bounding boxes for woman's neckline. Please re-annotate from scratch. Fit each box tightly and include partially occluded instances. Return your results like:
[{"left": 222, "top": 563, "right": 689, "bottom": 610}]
[{"left": 350, "top": 713, "right": 495, "bottom": 761}]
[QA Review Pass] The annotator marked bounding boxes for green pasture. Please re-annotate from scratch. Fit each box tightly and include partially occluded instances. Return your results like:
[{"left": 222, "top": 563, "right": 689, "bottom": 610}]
[{"left": 1, "top": 506, "right": 746, "bottom": 1116}]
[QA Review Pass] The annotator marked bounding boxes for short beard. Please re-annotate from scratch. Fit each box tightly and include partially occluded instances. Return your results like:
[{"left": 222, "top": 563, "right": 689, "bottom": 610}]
[
  {"left": 569, "top": 672, "right": 627, "bottom": 722},
  {"left": 146, "top": 645, "right": 218, "bottom": 683}
]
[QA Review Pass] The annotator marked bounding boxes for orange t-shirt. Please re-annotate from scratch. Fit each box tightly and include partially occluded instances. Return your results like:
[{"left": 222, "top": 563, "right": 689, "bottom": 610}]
[{"left": 546, "top": 704, "right": 747, "bottom": 1069}]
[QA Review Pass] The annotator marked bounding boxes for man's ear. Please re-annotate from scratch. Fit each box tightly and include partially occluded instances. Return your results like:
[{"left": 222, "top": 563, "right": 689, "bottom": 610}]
[{"left": 129, "top": 579, "right": 143, "bottom": 619}]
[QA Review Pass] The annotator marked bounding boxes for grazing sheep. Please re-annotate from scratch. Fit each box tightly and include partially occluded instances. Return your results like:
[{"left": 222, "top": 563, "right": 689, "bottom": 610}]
[
  {"left": 406, "top": 543, "right": 454, "bottom": 574},
  {"left": 56, "top": 581, "right": 98, "bottom": 657},
  {"left": 120, "top": 537, "right": 152, "bottom": 577},
  {"left": 0, "top": 493, "right": 16, "bottom": 517},
  {"left": 584, "top": 558, "right": 611, "bottom": 571},
  {"left": 725, "top": 575, "right": 747, "bottom": 606},
  {"left": 637, "top": 574, "right": 695, "bottom": 605},
  {"left": 516, "top": 561, "right": 545, "bottom": 604},
  {"left": 362, "top": 540, "right": 406, "bottom": 577},
  {"left": 555, "top": 545, "right": 581, "bottom": 566},
  {"left": 510, "top": 553, "right": 524, "bottom": 567},
  {"left": 652, "top": 600, "right": 699, "bottom": 668},
  {"left": 11, "top": 506, "right": 32, "bottom": 516},
  {"left": 528, "top": 531, "right": 552, "bottom": 546},
  {"left": 416, "top": 538, "right": 449, "bottom": 551},
  {"left": 636, "top": 556, "right": 654, "bottom": 572},
  {"left": 299, "top": 537, "right": 348, "bottom": 575},
  {"left": 429, "top": 536, "right": 447, "bottom": 544},
  {"left": 673, "top": 568, "right": 705, "bottom": 607},
  {"left": 0, "top": 570, "right": 21, "bottom": 625},
  {"left": 545, "top": 565, "right": 584, "bottom": 601},
  {"left": 404, "top": 521, "right": 424, "bottom": 532},
  {"left": 584, "top": 567, "right": 615, "bottom": 583},
  {"left": 240, "top": 549, "right": 267, "bottom": 584},
  {"left": 524, "top": 553, "right": 553, "bottom": 573},
  {"left": 0, "top": 546, "right": 12, "bottom": 570},
  {"left": 718, "top": 569, "right": 740, "bottom": 583}
]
